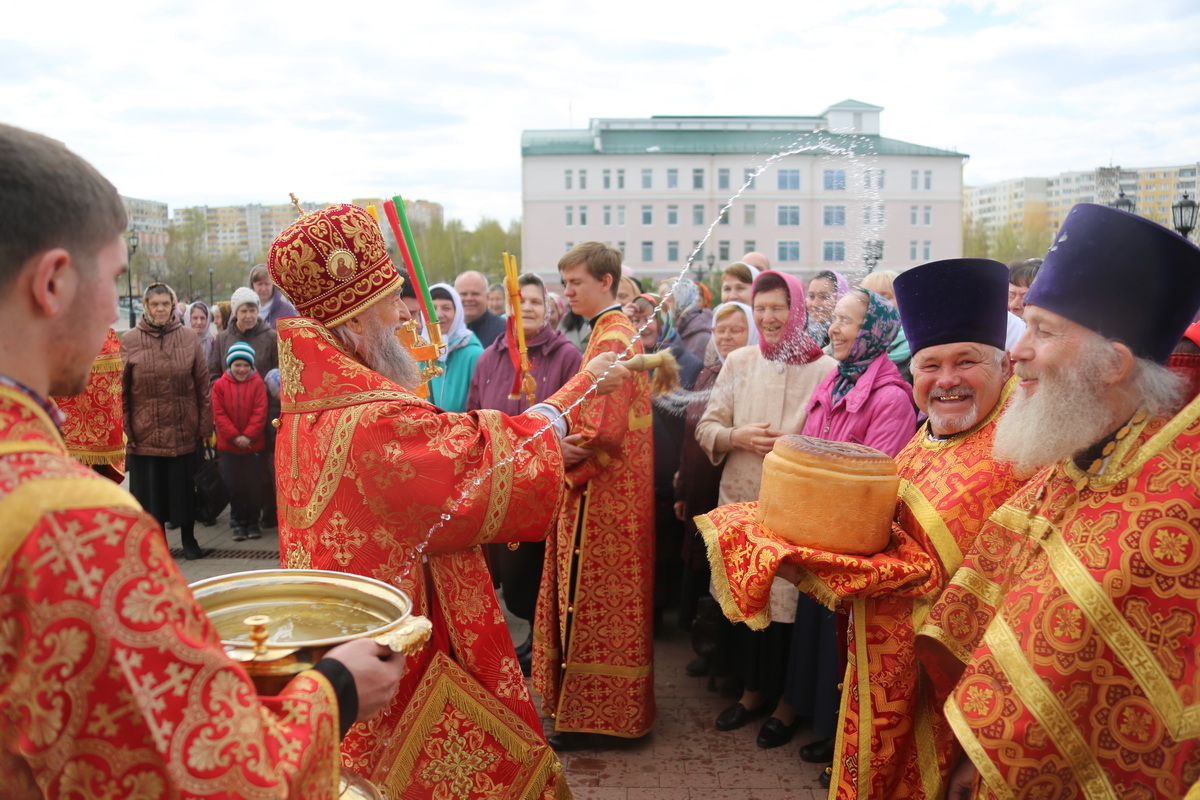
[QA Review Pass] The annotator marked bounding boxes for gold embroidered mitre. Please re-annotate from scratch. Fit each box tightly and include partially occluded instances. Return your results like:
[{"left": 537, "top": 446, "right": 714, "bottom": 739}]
[{"left": 268, "top": 203, "right": 401, "bottom": 328}]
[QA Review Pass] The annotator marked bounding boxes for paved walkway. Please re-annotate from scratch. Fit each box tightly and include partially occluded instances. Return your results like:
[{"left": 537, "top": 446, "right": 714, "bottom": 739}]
[{"left": 172, "top": 511, "right": 829, "bottom": 800}]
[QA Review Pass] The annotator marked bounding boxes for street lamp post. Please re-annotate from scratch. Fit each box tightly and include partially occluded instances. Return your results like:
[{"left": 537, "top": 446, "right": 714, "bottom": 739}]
[
  {"left": 126, "top": 230, "right": 139, "bottom": 328},
  {"left": 188, "top": 269, "right": 194, "bottom": 301},
  {"left": 209, "top": 266, "right": 214, "bottom": 306},
  {"left": 1109, "top": 190, "right": 1136, "bottom": 215},
  {"left": 1172, "top": 192, "right": 1198, "bottom": 240},
  {"left": 700, "top": 252, "right": 715, "bottom": 286}
]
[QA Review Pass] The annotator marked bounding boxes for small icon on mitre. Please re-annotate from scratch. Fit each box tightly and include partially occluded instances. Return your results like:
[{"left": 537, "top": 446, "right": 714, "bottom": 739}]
[{"left": 326, "top": 249, "right": 357, "bottom": 281}]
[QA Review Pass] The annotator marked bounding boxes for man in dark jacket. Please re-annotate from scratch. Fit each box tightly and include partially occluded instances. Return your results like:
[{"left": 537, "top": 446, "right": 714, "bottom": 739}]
[
  {"left": 211, "top": 286, "right": 281, "bottom": 526},
  {"left": 455, "top": 269, "right": 506, "bottom": 347}
]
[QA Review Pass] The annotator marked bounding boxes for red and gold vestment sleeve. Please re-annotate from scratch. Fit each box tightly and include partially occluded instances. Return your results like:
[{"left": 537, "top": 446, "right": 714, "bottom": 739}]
[
  {"left": 52, "top": 327, "right": 125, "bottom": 472},
  {"left": 1, "top": 491, "right": 340, "bottom": 799},
  {"left": 696, "top": 501, "right": 936, "bottom": 629}
]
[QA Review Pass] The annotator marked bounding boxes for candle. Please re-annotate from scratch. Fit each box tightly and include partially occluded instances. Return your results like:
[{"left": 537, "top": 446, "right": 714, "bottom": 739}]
[
  {"left": 391, "top": 194, "right": 438, "bottom": 328},
  {"left": 382, "top": 200, "right": 432, "bottom": 327},
  {"left": 365, "top": 204, "right": 379, "bottom": 223}
]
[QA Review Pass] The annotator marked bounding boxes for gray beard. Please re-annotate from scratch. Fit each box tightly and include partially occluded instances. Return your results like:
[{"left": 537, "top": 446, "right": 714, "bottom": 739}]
[
  {"left": 360, "top": 314, "right": 422, "bottom": 391},
  {"left": 993, "top": 357, "right": 1118, "bottom": 477}
]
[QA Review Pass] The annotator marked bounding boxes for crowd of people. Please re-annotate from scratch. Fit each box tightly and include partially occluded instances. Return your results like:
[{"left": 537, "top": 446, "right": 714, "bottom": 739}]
[{"left": 4, "top": 119, "right": 1200, "bottom": 800}]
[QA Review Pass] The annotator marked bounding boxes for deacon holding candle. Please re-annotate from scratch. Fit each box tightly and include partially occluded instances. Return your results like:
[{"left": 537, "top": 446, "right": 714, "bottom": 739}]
[{"left": 266, "top": 203, "right": 635, "bottom": 798}]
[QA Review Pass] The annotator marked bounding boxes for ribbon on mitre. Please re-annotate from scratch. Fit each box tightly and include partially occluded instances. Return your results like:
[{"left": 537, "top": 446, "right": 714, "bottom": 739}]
[{"left": 695, "top": 501, "right": 938, "bottom": 630}]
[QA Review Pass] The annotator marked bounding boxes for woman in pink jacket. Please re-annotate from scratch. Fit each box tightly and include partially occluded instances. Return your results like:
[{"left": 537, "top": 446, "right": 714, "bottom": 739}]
[{"left": 775, "top": 288, "right": 916, "bottom": 780}]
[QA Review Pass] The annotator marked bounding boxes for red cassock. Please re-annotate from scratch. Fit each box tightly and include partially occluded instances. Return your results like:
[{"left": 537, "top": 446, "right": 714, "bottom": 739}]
[
  {"left": 0, "top": 383, "right": 340, "bottom": 799},
  {"left": 274, "top": 318, "right": 594, "bottom": 799},
  {"left": 52, "top": 327, "right": 126, "bottom": 480},
  {"left": 532, "top": 308, "right": 657, "bottom": 738},
  {"left": 917, "top": 396, "right": 1200, "bottom": 799},
  {"left": 698, "top": 380, "right": 1029, "bottom": 799}
]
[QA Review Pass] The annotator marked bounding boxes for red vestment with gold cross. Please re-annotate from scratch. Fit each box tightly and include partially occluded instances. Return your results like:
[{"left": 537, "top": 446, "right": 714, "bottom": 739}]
[
  {"left": 52, "top": 327, "right": 125, "bottom": 478},
  {"left": 274, "top": 317, "right": 596, "bottom": 799},
  {"left": 698, "top": 379, "right": 1028, "bottom": 799},
  {"left": 532, "top": 308, "right": 656, "bottom": 737},
  {"left": 0, "top": 383, "right": 340, "bottom": 799},
  {"left": 917, "top": 395, "right": 1200, "bottom": 799}
]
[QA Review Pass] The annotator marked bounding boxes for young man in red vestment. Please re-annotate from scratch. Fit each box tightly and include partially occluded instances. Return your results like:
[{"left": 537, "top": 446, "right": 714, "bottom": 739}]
[
  {"left": 697, "top": 259, "right": 1031, "bottom": 798},
  {"left": 265, "top": 207, "right": 631, "bottom": 798},
  {"left": 922, "top": 204, "right": 1200, "bottom": 800},
  {"left": 0, "top": 124, "right": 405, "bottom": 799},
  {"left": 532, "top": 241, "right": 656, "bottom": 750}
]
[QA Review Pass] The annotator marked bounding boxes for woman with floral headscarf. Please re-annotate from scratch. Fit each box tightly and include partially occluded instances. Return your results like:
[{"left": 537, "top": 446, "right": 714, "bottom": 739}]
[
  {"left": 670, "top": 276, "right": 713, "bottom": 362},
  {"left": 695, "top": 271, "right": 837, "bottom": 742},
  {"left": 426, "top": 283, "right": 483, "bottom": 412},
  {"left": 771, "top": 288, "right": 916, "bottom": 758}
]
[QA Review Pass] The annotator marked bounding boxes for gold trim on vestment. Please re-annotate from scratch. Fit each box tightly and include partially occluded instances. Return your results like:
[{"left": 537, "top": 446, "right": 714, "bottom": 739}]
[
  {"left": 628, "top": 412, "right": 652, "bottom": 431},
  {"left": 1041, "top": 523, "right": 1200, "bottom": 740},
  {"left": 792, "top": 566, "right": 840, "bottom": 611},
  {"left": 900, "top": 480, "right": 963, "bottom": 575},
  {"left": 945, "top": 699, "right": 1014, "bottom": 800},
  {"left": 475, "top": 409, "right": 513, "bottom": 545},
  {"left": 914, "top": 676, "right": 942, "bottom": 799},
  {"left": 281, "top": 405, "right": 365, "bottom": 529},
  {"left": 0, "top": 441, "right": 61, "bottom": 457},
  {"left": 917, "top": 566, "right": 1004, "bottom": 666},
  {"left": 90, "top": 352, "right": 123, "bottom": 373},
  {"left": 0, "top": 386, "right": 65, "bottom": 448},
  {"left": 854, "top": 598, "right": 871, "bottom": 800},
  {"left": 299, "top": 668, "right": 343, "bottom": 800},
  {"left": 562, "top": 662, "right": 653, "bottom": 679},
  {"left": 1071, "top": 392, "right": 1200, "bottom": 489},
  {"left": 984, "top": 616, "right": 1120, "bottom": 800},
  {"left": 0, "top": 476, "right": 142, "bottom": 567},
  {"left": 282, "top": 389, "right": 413, "bottom": 414},
  {"left": 830, "top": 660, "right": 852, "bottom": 796}
]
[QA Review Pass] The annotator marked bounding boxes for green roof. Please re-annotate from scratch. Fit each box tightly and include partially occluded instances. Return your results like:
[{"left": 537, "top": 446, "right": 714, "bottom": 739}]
[{"left": 521, "top": 128, "right": 965, "bottom": 159}]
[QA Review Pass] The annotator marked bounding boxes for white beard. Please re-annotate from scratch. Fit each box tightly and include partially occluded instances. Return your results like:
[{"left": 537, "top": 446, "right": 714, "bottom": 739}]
[
  {"left": 993, "top": 349, "right": 1119, "bottom": 476},
  {"left": 359, "top": 313, "right": 422, "bottom": 391},
  {"left": 926, "top": 387, "right": 980, "bottom": 435}
]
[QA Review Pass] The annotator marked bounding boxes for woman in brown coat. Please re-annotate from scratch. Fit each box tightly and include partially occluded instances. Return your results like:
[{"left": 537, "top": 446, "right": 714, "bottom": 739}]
[{"left": 121, "top": 283, "right": 213, "bottom": 559}]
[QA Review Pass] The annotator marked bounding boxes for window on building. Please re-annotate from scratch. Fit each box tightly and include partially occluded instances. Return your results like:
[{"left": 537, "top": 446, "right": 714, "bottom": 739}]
[
  {"left": 668, "top": 241, "right": 679, "bottom": 262},
  {"left": 641, "top": 169, "right": 652, "bottom": 189},
  {"left": 579, "top": 206, "right": 588, "bottom": 226},
  {"left": 923, "top": 206, "right": 932, "bottom": 226},
  {"left": 566, "top": 241, "right": 574, "bottom": 250},
  {"left": 823, "top": 169, "right": 846, "bottom": 190},
  {"left": 565, "top": 170, "right": 573, "bottom": 190},
  {"left": 778, "top": 169, "right": 800, "bottom": 190},
  {"left": 603, "top": 169, "right": 611, "bottom": 189},
  {"left": 777, "top": 241, "right": 801, "bottom": 262},
  {"left": 617, "top": 205, "right": 626, "bottom": 226},
  {"left": 910, "top": 240, "right": 918, "bottom": 261},
  {"left": 824, "top": 206, "right": 846, "bottom": 226},
  {"left": 823, "top": 241, "right": 846, "bottom": 262},
  {"left": 617, "top": 169, "right": 625, "bottom": 189},
  {"left": 603, "top": 205, "right": 611, "bottom": 226},
  {"left": 565, "top": 205, "right": 573, "bottom": 226},
  {"left": 744, "top": 240, "right": 756, "bottom": 254},
  {"left": 693, "top": 168, "right": 705, "bottom": 190},
  {"left": 924, "top": 171, "right": 932, "bottom": 190},
  {"left": 923, "top": 241, "right": 931, "bottom": 260},
  {"left": 642, "top": 241, "right": 653, "bottom": 262},
  {"left": 911, "top": 170, "right": 920, "bottom": 190},
  {"left": 579, "top": 170, "right": 587, "bottom": 190},
  {"left": 693, "top": 204, "right": 705, "bottom": 225},
  {"left": 910, "top": 206, "right": 919, "bottom": 226},
  {"left": 744, "top": 168, "right": 757, "bottom": 189},
  {"left": 667, "top": 205, "right": 679, "bottom": 226},
  {"left": 693, "top": 241, "right": 704, "bottom": 262},
  {"left": 719, "top": 207, "right": 729, "bottom": 225},
  {"left": 642, "top": 205, "right": 653, "bottom": 225},
  {"left": 865, "top": 168, "right": 886, "bottom": 190},
  {"left": 718, "top": 168, "right": 730, "bottom": 191},
  {"left": 718, "top": 240, "right": 730, "bottom": 261},
  {"left": 778, "top": 205, "right": 801, "bottom": 226},
  {"left": 667, "top": 169, "right": 679, "bottom": 189},
  {"left": 617, "top": 241, "right": 626, "bottom": 256},
  {"left": 744, "top": 204, "right": 757, "bottom": 225}
]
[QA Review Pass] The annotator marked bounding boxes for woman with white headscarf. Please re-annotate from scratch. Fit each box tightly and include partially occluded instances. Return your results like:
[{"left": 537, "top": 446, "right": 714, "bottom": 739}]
[{"left": 426, "top": 283, "right": 483, "bottom": 412}]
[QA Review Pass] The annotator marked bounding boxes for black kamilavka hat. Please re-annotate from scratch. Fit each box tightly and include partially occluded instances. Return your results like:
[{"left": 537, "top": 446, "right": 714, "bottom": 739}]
[{"left": 893, "top": 258, "right": 1009, "bottom": 354}]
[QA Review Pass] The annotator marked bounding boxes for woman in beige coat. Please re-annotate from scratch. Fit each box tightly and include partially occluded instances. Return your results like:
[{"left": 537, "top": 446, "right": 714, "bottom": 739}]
[{"left": 695, "top": 270, "right": 836, "bottom": 744}]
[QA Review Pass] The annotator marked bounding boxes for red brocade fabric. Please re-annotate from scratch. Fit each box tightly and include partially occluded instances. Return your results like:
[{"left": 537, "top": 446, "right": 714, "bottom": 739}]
[
  {"left": 52, "top": 327, "right": 125, "bottom": 476},
  {"left": 0, "top": 384, "right": 340, "bottom": 799}
]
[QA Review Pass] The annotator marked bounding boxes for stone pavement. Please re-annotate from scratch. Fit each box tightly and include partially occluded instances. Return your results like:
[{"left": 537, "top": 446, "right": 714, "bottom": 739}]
[{"left": 172, "top": 510, "right": 829, "bottom": 800}]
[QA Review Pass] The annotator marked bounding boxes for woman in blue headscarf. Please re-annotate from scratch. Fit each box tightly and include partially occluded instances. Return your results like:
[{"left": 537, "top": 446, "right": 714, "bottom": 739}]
[{"left": 426, "top": 283, "right": 483, "bottom": 412}]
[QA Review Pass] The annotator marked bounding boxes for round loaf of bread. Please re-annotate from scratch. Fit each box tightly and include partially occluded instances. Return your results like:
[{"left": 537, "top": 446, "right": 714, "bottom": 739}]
[{"left": 754, "top": 435, "right": 899, "bottom": 555}]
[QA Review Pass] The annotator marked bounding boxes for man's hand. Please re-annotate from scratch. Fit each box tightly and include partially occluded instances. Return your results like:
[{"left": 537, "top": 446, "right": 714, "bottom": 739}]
[
  {"left": 234, "top": 435, "right": 251, "bottom": 449},
  {"left": 673, "top": 500, "right": 688, "bottom": 522},
  {"left": 584, "top": 352, "right": 632, "bottom": 396},
  {"left": 324, "top": 638, "right": 406, "bottom": 723},
  {"left": 560, "top": 433, "right": 594, "bottom": 468},
  {"left": 730, "top": 422, "right": 784, "bottom": 456},
  {"left": 943, "top": 756, "right": 977, "bottom": 800}
]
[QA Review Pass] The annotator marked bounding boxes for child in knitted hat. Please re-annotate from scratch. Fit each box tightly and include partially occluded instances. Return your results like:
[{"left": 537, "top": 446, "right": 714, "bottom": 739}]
[{"left": 211, "top": 342, "right": 267, "bottom": 541}]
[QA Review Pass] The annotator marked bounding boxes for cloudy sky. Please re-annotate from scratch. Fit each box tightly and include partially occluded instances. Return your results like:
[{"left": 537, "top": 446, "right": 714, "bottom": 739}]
[{"left": 4, "top": 0, "right": 1197, "bottom": 227}]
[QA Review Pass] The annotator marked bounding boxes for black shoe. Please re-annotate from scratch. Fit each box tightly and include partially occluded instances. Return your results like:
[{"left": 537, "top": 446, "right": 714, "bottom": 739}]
[
  {"left": 182, "top": 542, "right": 204, "bottom": 560},
  {"left": 514, "top": 632, "right": 533, "bottom": 659},
  {"left": 246, "top": 524, "right": 262, "bottom": 540},
  {"left": 232, "top": 527, "right": 248, "bottom": 542},
  {"left": 819, "top": 765, "right": 832, "bottom": 789},
  {"left": 547, "top": 731, "right": 592, "bottom": 751},
  {"left": 800, "top": 736, "right": 836, "bottom": 763},
  {"left": 756, "top": 717, "right": 800, "bottom": 749},
  {"left": 199, "top": 517, "right": 218, "bottom": 527},
  {"left": 715, "top": 701, "right": 770, "bottom": 731},
  {"left": 517, "top": 648, "right": 532, "bottom": 677},
  {"left": 685, "top": 655, "right": 710, "bottom": 677},
  {"left": 165, "top": 521, "right": 179, "bottom": 530}
]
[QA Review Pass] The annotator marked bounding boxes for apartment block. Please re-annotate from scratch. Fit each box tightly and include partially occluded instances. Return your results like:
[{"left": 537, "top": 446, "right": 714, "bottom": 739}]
[
  {"left": 521, "top": 101, "right": 967, "bottom": 281},
  {"left": 121, "top": 195, "right": 169, "bottom": 275}
]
